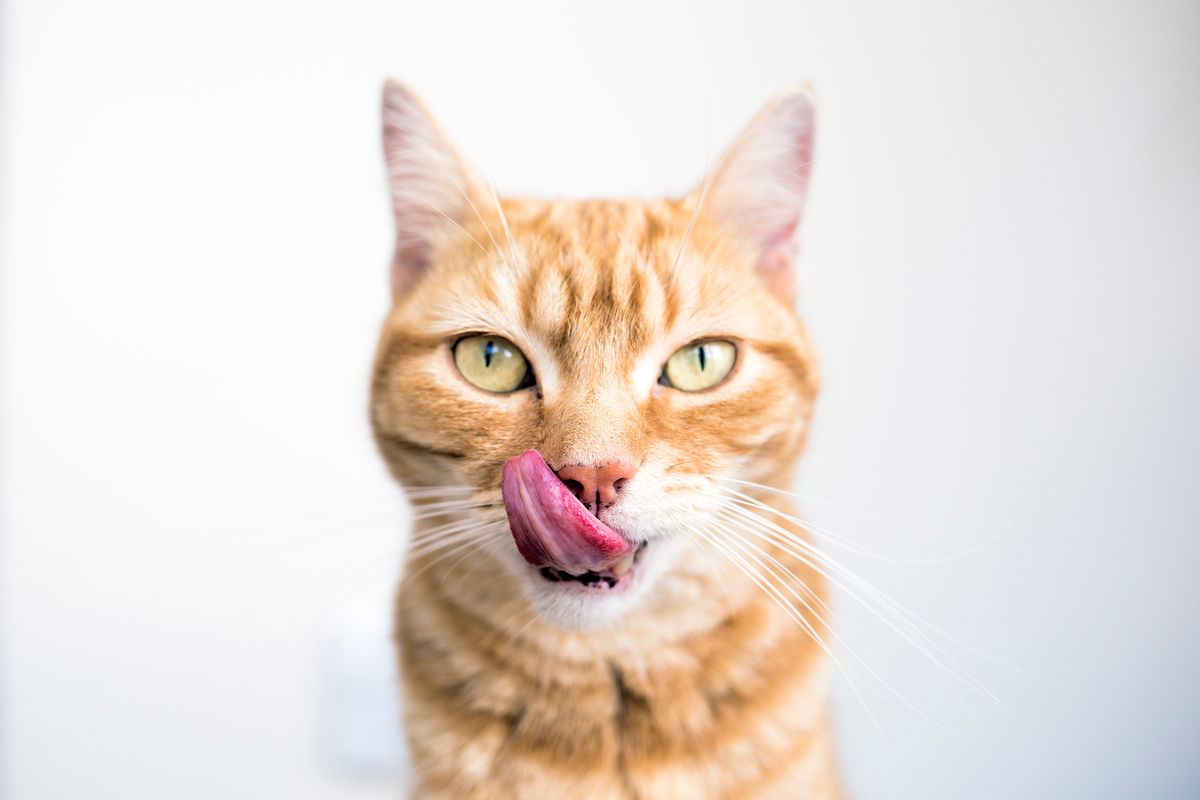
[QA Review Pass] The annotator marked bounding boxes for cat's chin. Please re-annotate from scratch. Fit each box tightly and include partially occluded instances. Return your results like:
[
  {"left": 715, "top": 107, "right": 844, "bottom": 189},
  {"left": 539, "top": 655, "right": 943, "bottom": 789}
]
[
  {"left": 519, "top": 540, "right": 664, "bottom": 630},
  {"left": 534, "top": 541, "right": 648, "bottom": 592}
]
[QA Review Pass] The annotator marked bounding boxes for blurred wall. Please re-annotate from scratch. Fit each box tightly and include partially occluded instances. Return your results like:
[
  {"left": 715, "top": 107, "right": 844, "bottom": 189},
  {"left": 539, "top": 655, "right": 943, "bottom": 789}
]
[{"left": 2, "top": 1, "right": 1198, "bottom": 798}]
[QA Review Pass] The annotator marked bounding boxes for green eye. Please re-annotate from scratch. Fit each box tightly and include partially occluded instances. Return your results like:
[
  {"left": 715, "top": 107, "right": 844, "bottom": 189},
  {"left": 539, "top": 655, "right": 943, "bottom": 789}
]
[
  {"left": 453, "top": 335, "right": 533, "bottom": 393},
  {"left": 661, "top": 340, "right": 737, "bottom": 392}
]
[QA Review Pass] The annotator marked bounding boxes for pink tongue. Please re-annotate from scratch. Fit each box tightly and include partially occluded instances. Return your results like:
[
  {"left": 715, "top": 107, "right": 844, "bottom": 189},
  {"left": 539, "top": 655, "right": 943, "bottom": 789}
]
[{"left": 501, "top": 450, "right": 632, "bottom": 573}]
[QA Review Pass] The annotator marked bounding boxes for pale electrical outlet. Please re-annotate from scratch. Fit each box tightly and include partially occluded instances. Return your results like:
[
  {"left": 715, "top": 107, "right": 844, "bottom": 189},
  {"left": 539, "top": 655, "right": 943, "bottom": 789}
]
[{"left": 322, "top": 582, "right": 409, "bottom": 777}]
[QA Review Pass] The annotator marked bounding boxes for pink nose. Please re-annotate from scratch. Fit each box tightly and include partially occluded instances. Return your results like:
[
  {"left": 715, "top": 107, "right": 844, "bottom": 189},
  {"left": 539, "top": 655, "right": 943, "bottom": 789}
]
[{"left": 555, "top": 461, "right": 638, "bottom": 513}]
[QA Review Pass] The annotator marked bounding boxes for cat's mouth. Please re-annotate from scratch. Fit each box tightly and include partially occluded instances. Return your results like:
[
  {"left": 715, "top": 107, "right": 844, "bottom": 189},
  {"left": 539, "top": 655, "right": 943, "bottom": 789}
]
[
  {"left": 501, "top": 449, "right": 644, "bottom": 593},
  {"left": 536, "top": 542, "right": 648, "bottom": 590}
]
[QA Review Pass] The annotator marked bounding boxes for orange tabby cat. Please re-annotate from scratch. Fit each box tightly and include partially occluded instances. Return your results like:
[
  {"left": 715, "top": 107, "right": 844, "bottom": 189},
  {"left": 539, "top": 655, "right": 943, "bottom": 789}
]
[{"left": 370, "top": 82, "right": 838, "bottom": 799}]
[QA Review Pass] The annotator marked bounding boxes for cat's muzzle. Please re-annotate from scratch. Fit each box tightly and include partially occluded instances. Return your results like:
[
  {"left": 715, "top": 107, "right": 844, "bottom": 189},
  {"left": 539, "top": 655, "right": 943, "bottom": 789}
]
[{"left": 501, "top": 449, "right": 646, "bottom": 589}]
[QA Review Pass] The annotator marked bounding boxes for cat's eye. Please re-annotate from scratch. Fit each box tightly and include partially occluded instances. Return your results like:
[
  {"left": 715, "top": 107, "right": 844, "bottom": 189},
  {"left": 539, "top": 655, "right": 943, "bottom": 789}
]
[
  {"left": 453, "top": 335, "right": 534, "bottom": 393},
  {"left": 660, "top": 340, "right": 737, "bottom": 392}
]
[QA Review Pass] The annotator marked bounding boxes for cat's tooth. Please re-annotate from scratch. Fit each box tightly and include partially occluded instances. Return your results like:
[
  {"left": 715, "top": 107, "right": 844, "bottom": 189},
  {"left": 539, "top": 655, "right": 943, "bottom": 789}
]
[{"left": 610, "top": 552, "right": 635, "bottom": 577}]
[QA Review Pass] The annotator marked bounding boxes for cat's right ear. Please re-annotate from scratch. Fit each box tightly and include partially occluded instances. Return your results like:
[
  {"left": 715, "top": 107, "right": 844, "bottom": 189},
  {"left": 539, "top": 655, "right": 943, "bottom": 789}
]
[
  {"left": 381, "top": 81, "right": 483, "bottom": 296},
  {"left": 692, "top": 88, "right": 816, "bottom": 300}
]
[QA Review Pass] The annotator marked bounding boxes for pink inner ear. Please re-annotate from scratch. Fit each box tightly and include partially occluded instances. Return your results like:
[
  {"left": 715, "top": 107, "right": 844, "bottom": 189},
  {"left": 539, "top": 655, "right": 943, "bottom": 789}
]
[
  {"left": 390, "top": 242, "right": 431, "bottom": 295},
  {"left": 380, "top": 81, "right": 478, "bottom": 297},
  {"left": 757, "top": 233, "right": 800, "bottom": 298},
  {"left": 752, "top": 99, "right": 813, "bottom": 293},
  {"left": 702, "top": 89, "right": 816, "bottom": 298}
]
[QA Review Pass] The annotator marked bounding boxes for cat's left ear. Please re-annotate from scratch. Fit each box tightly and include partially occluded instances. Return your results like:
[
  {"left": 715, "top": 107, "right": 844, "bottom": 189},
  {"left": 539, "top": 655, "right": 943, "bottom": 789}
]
[
  {"left": 693, "top": 88, "right": 816, "bottom": 299},
  {"left": 381, "top": 81, "right": 486, "bottom": 296}
]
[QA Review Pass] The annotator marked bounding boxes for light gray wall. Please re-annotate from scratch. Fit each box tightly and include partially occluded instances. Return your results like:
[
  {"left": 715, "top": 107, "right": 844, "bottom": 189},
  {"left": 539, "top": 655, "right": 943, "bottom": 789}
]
[{"left": 3, "top": 1, "right": 1197, "bottom": 798}]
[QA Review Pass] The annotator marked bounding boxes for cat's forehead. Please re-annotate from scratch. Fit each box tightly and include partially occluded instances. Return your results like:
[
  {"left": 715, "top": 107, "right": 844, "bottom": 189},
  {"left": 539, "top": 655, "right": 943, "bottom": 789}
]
[
  {"left": 508, "top": 199, "right": 685, "bottom": 357},
  {"left": 438, "top": 198, "right": 764, "bottom": 343}
]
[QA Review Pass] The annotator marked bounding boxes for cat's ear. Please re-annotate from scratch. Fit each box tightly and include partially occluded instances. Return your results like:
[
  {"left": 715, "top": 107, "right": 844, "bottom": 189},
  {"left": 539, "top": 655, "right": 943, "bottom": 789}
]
[
  {"left": 694, "top": 88, "right": 816, "bottom": 298},
  {"left": 381, "top": 81, "right": 484, "bottom": 295}
]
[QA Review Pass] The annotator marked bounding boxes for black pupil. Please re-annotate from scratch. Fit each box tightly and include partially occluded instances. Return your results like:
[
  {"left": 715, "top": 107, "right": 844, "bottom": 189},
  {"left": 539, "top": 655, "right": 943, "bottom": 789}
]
[
  {"left": 697, "top": 345, "right": 707, "bottom": 371},
  {"left": 484, "top": 340, "right": 496, "bottom": 368}
]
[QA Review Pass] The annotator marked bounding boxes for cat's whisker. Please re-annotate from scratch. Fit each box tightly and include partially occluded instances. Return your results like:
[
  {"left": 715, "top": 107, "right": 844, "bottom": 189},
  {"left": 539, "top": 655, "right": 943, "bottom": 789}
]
[
  {"left": 285, "top": 488, "right": 481, "bottom": 536},
  {"left": 669, "top": 150, "right": 715, "bottom": 278},
  {"left": 691, "top": 526, "right": 884, "bottom": 734},
  {"left": 383, "top": 121, "right": 495, "bottom": 261},
  {"left": 408, "top": 493, "right": 496, "bottom": 505},
  {"left": 401, "top": 542, "right": 499, "bottom": 587},
  {"left": 407, "top": 529, "right": 487, "bottom": 559},
  {"left": 710, "top": 479, "right": 1002, "bottom": 705},
  {"left": 406, "top": 519, "right": 506, "bottom": 559},
  {"left": 408, "top": 513, "right": 505, "bottom": 537},
  {"left": 722, "top": 488, "right": 901, "bottom": 563},
  {"left": 718, "top": 504, "right": 970, "bottom": 681},
  {"left": 679, "top": 534, "right": 738, "bottom": 620},
  {"left": 401, "top": 523, "right": 497, "bottom": 560},
  {"left": 692, "top": 527, "right": 837, "bottom": 669},
  {"left": 723, "top": 510, "right": 990, "bottom": 701},
  {"left": 405, "top": 492, "right": 485, "bottom": 506},
  {"left": 407, "top": 518, "right": 497, "bottom": 544},
  {"left": 405, "top": 542, "right": 484, "bottom": 571},
  {"left": 410, "top": 500, "right": 502, "bottom": 519},
  {"left": 404, "top": 534, "right": 497, "bottom": 585},
  {"left": 403, "top": 486, "right": 478, "bottom": 496},
  {"left": 717, "top": 503, "right": 999, "bottom": 705},
  {"left": 709, "top": 524, "right": 957, "bottom": 734},
  {"left": 409, "top": 513, "right": 497, "bottom": 536},
  {"left": 414, "top": 196, "right": 491, "bottom": 259},
  {"left": 715, "top": 532, "right": 950, "bottom": 738},
  {"left": 410, "top": 511, "right": 497, "bottom": 525},
  {"left": 451, "top": 176, "right": 505, "bottom": 261},
  {"left": 714, "top": 526, "right": 844, "bottom": 648},
  {"left": 285, "top": 498, "right": 483, "bottom": 536},
  {"left": 503, "top": 607, "right": 544, "bottom": 644},
  {"left": 715, "top": 517, "right": 841, "bottom": 629},
  {"left": 479, "top": 562, "right": 546, "bottom": 645},
  {"left": 713, "top": 521, "right": 876, "bottom": 667},
  {"left": 715, "top": 475, "right": 999, "bottom": 564},
  {"left": 713, "top": 475, "right": 881, "bottom": 518},
  {"left": 482, "top": 171, "right": 526, "bottom": 269},
  {"left": 709, "top": 519, "right": 929, "bottom": 708},
  {"left": 313, "top": 515, "right": 500, "bottom": 614}
]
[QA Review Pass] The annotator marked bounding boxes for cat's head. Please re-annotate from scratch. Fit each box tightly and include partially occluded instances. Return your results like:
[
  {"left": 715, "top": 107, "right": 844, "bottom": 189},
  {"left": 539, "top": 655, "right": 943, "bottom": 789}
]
[{"left": 371, "top": 83, "right": 819, "bottom": 629}]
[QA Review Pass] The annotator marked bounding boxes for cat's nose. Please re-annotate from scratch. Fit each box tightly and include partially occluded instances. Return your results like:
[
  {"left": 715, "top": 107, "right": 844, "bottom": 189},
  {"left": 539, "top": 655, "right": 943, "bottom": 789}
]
[{"left": 555, "top": 461, "right": 638, "bottom": 513}]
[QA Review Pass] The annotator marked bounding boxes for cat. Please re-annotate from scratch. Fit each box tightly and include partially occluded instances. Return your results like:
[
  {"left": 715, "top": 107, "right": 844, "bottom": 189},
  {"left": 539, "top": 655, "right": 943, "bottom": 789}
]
[{"left": 370, "top": 81, "right": 839, "bottom": 799}]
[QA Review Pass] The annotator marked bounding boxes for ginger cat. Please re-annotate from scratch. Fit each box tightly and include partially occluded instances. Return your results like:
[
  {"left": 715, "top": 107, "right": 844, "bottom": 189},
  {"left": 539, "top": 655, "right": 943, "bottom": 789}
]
[{"left": 370, "top": 82, "right": 839, "bottom": 799}]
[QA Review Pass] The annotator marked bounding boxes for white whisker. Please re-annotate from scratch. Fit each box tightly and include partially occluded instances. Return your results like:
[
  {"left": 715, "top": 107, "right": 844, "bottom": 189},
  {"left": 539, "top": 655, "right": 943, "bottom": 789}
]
[
  {"left": 482, "top": 172, "right": 525, "bottom": 269},
  {"left": 404, "top": 533, "right": 498, "bottom": 584},
  {"left": 713, "top": 521, "right": 951, "bottom": 733},
  {"left": 717, "top": 502, "right": 999, "bottom": 705},
  {"left": 716, "top": 476, "right": 998, "bottom": 564},
  {"left": 692, "top": 526, "right": 884, "bottom": 733},
  {"left": 714, "top": 510, "right": 967, "bottom": 729}
]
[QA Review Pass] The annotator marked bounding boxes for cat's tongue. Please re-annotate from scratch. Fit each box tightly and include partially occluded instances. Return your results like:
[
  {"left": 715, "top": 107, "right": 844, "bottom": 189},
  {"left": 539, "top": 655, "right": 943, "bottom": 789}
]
[{"left": 501, "top": 450, "right": 633, "bottom": 574}]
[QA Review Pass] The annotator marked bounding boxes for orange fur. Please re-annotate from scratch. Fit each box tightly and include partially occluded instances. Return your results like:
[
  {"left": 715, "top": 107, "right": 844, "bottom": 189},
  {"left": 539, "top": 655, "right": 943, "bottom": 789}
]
[{"left": 371, "top": 83, "right": 839, "bottom": 798}]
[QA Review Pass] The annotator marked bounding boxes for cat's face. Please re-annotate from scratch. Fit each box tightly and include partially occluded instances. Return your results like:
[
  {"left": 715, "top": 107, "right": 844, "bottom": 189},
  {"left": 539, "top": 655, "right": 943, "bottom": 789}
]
[{"left": 371, "top": 84, "right": 818, "bottom": 628}]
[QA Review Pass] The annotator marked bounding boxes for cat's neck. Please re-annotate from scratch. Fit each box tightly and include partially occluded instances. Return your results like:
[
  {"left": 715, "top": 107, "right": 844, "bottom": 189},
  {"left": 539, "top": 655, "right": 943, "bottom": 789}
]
[{"left": 395, "top": 495, "right": 837, "bottom": 798}]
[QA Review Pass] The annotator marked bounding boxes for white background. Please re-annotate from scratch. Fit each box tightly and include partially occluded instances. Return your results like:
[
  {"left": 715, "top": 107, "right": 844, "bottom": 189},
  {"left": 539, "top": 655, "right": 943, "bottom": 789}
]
[{"left": 3, "top": 1, "right": 1198, "bottom": 798}]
